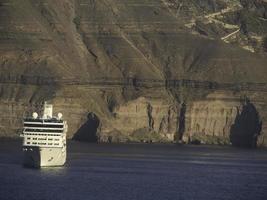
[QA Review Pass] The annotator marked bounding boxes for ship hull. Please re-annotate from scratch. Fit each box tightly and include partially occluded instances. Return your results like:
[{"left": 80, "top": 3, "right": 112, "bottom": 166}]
[{"left": 23, "top": 146, "right": 66, "bottom": 168}]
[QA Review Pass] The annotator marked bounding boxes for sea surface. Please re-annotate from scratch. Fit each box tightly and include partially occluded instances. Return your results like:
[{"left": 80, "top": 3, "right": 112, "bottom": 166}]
[{"left": 0, "top": 140, "right": 267, "bottom": 200}]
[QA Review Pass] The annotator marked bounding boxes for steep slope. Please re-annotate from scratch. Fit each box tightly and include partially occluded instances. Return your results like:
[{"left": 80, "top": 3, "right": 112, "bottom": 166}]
[
  {"left": 0, "top": 0, "right": 267, "bottom": 146},
  {"left": 165, "top": 0, "right": 267, "bottom": 53}
]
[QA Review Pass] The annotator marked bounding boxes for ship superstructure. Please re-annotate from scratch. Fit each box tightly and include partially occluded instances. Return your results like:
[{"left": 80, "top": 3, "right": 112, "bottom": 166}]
[{"left": 21, "top": 102, "right": 67, "bottom": 167}]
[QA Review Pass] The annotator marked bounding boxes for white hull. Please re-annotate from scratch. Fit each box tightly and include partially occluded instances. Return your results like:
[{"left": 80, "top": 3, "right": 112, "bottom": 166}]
[
  {"left": 22, "top": 103, "right": 68, "bottom": 168},
  {"left": 23, "top": 146, "right": 66, "bottom": 167}
]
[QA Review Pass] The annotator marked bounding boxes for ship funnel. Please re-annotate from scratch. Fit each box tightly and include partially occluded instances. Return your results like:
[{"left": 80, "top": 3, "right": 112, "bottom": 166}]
[{"left": 43, "top": 102, "right": 53, "bottom": 119}]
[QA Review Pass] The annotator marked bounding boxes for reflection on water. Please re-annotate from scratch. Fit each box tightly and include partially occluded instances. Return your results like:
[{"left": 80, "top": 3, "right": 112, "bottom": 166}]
[
  {"left": 38, "top": 166, "right": 68, "bottom": 176},
  {"left": 0, "top": 140, "right": 267, "bottom": 200}
]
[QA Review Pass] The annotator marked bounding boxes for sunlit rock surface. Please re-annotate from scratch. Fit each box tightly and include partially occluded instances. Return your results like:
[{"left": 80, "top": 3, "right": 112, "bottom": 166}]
[
  {"left": 187, "top": 92, "right": 239, "bottom": 139},
  {"left": 0, "top": 0, "right": 267, "bottom": 146},
  {"left": 101, "top": 97, "right": 179, "bottom": 142}
]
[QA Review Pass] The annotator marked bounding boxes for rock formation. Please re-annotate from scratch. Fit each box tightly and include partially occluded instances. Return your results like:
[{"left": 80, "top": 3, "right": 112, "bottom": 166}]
[{"left": 0, "top": 0, "right": 267, "bottom": 146}]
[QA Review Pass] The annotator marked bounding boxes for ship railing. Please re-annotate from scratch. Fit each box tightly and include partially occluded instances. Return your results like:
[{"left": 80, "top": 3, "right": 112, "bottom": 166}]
[{"left": 24, "top": 118, "right": 64, "bottom": 123}]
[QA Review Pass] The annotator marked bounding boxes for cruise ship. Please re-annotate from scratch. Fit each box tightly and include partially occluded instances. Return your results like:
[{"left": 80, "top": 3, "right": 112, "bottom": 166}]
[{"left": 21, "top": 102, "right": 68, "bottom": 167}]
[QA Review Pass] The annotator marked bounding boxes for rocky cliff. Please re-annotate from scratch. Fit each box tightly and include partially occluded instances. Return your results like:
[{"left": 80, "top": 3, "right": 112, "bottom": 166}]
[{"left": 0, "top": 0, "right": 267, "bottom": 146}]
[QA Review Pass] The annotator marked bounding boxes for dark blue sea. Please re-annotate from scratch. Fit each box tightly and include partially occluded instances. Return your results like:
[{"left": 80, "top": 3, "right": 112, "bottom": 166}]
[{"left": 0, "top": 140, "right": 267, "bottom": 200}]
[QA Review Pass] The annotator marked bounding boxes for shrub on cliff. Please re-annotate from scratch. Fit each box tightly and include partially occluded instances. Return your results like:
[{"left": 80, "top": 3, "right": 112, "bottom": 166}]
[{"left": 73, "top": 16, "right": 81, "bottom": 28}]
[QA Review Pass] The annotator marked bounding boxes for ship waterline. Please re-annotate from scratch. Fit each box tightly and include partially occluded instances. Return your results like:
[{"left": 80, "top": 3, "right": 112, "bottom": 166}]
[{"left": 22, "top": 146, "right": 66, "bottom": 167}]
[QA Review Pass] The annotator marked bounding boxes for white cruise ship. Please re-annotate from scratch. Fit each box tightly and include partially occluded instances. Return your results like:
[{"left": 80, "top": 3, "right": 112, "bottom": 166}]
[{"left": 21, "top": 102, "right": 68, "bottom": 167}]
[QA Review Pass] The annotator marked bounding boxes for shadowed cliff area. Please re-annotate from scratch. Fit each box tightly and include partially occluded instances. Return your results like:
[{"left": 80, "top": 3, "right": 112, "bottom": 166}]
[
  {"left": 177, "top": 102, "right": 186, "bottom": 141},
  {"left": 72, "top": 112, "right": 100, "bottom": 142},
  {"left": 230, "top": 99, "right": 262, "bottom": 148}
]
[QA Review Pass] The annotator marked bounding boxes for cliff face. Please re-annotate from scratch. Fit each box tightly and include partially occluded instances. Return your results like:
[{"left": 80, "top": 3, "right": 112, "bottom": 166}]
[
  {"left": 102, "top": 97, "right": 179, "bottom": 142},
  {"left": 0, "top": 0, "right": 267, "bottom": 146}
]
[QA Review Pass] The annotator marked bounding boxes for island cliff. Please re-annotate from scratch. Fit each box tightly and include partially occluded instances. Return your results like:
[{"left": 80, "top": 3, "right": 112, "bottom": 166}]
[{"left": 0, "top": 0, "right": 267, "bottom": 146}]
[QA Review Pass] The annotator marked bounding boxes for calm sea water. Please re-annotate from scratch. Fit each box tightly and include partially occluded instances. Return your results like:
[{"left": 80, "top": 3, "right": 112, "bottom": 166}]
[{"left": 0, "top": 140, "right": 267, "bottom": 200}]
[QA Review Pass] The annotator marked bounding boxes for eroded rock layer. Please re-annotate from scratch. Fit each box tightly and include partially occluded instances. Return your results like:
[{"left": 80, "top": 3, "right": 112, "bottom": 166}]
[{"left": 0, "top": 0, "right": 267, "bottom": 146}]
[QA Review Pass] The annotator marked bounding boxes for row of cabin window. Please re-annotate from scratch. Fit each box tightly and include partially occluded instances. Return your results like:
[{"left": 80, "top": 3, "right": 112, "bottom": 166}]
[
  {"left": 23, "top": 124, "right": 64, "bottom": 128},
  {"left": 26, "top": 142, "right": 60, "bottom": 145},
  {"left": 27, "top": 137, "right": 60, "bottom": 141},
  {"left": 24, "top": 129, "right": 63, "bottom": 133}
]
